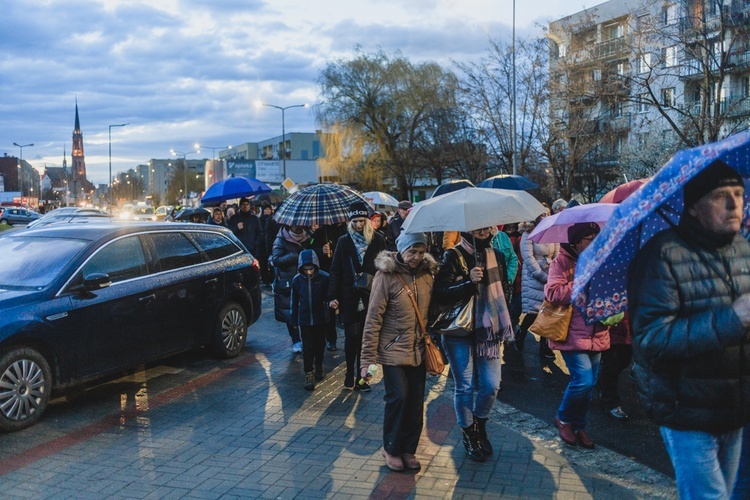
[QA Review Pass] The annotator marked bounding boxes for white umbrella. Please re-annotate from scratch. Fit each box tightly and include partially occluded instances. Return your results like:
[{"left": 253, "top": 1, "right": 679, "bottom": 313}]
[
  {"left": 401, "top": 187, "right": 546, "bottom": 233},
  {"left": 362, "top": 191, "right": 399, "bottom": 208}
]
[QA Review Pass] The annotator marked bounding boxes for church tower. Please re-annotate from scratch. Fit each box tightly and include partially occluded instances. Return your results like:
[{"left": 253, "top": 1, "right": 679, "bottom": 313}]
[{"left": 71, "top": 99, "right": 87, "bottom": 185}]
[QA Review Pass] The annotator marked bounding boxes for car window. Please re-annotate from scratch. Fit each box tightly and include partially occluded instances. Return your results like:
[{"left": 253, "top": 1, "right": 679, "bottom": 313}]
[
  {"left": 148, "top": 232, "right": 203, "bottom": 272},
  {"left": 80, "top": 235, "right": 148, "bottom": 284},
  {"left": 0, "top": 235, "right": 89, "bottom": 288},
  {"left": 190, "top": 231, "right": 242, "bottom": 261},
  {"left": 135, "top": 207, "right": 154, "bottom": 215}
]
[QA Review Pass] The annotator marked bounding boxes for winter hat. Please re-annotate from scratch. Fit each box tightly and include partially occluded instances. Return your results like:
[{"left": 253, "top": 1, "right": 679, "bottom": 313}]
[
  {"left": 398, "top": 200, "right": 413, "bottom": 210},
  {"left": 348, "top": 201, "right": 370, "bottom": 220},
  {"left": 683, "top": 159, "right": 743, "bottom": 209},
  {"left": 567, "top": 222, "right": 600, "bottom": 245},
  {"left": 396, "top": 231, "right": 427, "bottom": 254}
]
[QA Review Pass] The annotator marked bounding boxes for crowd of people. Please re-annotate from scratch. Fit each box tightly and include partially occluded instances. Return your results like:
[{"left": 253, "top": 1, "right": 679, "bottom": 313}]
[{"left": 191, "top": 170, "right": 749, "bottom": 495}]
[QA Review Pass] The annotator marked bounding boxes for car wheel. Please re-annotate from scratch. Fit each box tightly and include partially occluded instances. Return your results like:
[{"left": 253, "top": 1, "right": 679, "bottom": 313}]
[
  {"left": 0, "top": 219, "right": 8, "bottom": 225},
  {"left": 0, "top": 348, "right": 52, "bottom": 432},
  {"left": 212, "top": 302, "right": 247, "bottom": 358}
]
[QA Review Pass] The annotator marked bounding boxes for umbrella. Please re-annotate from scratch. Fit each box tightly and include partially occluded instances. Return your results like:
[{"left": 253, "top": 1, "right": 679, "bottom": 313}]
[
  {"left": 573, "top": 130, "right": 750, "bottom": 324},
  {"left": 478, "top": 174, "right": 538, "bottom": 191},
  {"left": 201, "top": 177, "right": 272, "bottom": 205},
  {"left": 529, "top": 203, "right": 618, "bottom": 244},
  {"left": 273, "top": 184, "right": 372, "bottom": 227},
  {"left": 362, "top": 191, "right": 399, "bottom": 208},
  {"left": 174, "top": 207, "right": 211, "bottom": 222},
  {"left": 598, "top": 178, "right": 648, "bottom": 204},
  {"left": 401, "top": 187, "right": 546, "bottom": 233},
  {"left": 250, "top": 191, "right": 284, "bottom": 206},
  {"left": 431, "top": 179, "right": 475, "bottom": 198}
]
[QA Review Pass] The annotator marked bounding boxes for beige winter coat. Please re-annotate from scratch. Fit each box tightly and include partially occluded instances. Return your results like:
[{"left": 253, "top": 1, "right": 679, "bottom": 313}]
[{"left": 361, "top": 251, "right": 439, "bottom": 368}]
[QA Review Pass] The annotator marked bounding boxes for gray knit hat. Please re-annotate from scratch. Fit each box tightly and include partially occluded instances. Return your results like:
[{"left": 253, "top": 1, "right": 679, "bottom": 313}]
[{"left": 396, "top": 231, "right": 427, "bottom": 254}]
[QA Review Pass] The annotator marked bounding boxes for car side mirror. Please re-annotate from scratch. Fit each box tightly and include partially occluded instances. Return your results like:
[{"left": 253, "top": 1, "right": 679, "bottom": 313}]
[{"left": 69, "top": 273, "right": 112, "bottom": 293}]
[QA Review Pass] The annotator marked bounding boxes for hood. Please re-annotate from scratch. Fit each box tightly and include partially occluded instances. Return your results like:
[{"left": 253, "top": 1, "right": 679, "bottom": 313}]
[
  {"left": 374, "top": 250, "right": 439, "bottom": 274},
  {"left": 297, "top": 249, "right": 320, "bottom": 272}
]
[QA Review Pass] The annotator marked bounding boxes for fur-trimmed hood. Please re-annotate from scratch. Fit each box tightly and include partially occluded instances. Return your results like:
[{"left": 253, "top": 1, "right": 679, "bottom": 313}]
[
  {"left": 374, "top": 250, "right": 439, "bottom": 275},
  {"left": 519, "top": 221, "right": 536, "bottom": 233}
]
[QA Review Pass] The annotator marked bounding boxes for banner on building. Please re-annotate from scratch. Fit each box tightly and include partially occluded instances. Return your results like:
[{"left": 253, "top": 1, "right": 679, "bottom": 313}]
[{"left": 225, "top": 160, "right": 283, "bottom": 183}]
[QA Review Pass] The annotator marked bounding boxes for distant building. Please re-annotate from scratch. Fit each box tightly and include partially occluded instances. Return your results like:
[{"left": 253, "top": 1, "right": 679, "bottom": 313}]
[{"left": 70, "top": 100, "right": 95, "bottom": 201}]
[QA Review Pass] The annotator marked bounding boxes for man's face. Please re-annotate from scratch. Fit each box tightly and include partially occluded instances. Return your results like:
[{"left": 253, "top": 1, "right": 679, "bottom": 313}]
[
  {"left": 398, "top": 208, "right": 409, "bottom": 219},
  {"left": 688, "top": 185, "right": 745, "bottom": 236},
  {"left": 263, "top": 207, "right": 272, "bottom": 216},
  {"left": 240, "top": 201, "right": 251, "bottom": 212}
]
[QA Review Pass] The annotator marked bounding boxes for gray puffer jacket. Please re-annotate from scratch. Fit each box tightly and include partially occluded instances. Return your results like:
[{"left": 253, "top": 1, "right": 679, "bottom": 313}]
[
  {"left": 628, "top": 215, "right": 750, "bottom": 433},
  {"left": 520, "top": 229, "right": 559, "bottom": 314},
  {"left": 361, "top": 251, "right": 438, "bottom": 368}
]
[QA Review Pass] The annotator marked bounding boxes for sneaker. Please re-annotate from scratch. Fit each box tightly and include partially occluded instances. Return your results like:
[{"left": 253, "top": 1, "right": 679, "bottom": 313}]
[
  {"left": 607, "top": 406, "right": 629, "bottom": 420},
  {"left": 314, "top": 366, "right": 324, "bottom": 381},
  {"left": 326, "top": 341, "right": 337, "bottom": 351},
  {"left": 292, "top": 341, "right": 303, "bottom": 353},
  {"left": 356, "top": 380, "right": 371, "bottom": 392},
  {"left": 304, "top": 372, "right": 315, "bottom": 391},
  {"left": 344, "top": 373, "right": 355, "bottom": 390}
]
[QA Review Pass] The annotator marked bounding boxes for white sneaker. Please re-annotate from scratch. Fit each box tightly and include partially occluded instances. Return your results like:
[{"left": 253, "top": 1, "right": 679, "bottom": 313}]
[{"left": 292, "top": 341, "right": 303, "bottom": 353}]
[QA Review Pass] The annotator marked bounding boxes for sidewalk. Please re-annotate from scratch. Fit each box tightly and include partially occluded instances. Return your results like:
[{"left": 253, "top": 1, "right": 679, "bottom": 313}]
[{"left": 0, "top": 292, "right": 677, "bottom": 499}]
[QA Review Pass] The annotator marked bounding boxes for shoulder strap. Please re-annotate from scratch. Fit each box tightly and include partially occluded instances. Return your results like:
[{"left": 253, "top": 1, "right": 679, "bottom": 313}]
[
  {"left": 395, "top": 274, "right": 428, "bottom": 340},
  {"left": 451, "top": 247, "right": 468, "bottom": 274}
]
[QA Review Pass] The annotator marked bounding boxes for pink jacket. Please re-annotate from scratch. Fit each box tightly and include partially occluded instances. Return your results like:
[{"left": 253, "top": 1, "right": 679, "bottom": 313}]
[{"left": 545, "top": 246, "right": 609, "bottom": 352}]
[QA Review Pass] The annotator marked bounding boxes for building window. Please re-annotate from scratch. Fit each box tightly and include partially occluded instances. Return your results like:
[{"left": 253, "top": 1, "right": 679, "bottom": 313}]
[
  {"left": 637, "top": 93, "right": 650, "bottom": 113},
  {"left": 663, "top": 4, "right": 678, "bottom": 25},
  {"left": 742, "top": 77, "right": 750, "bottom": 98},
  {"left": 616, "top": 62, "right": 627, "bottom": 76},
  {"left": 558, "top": 43, "right": 567, "bottom": 58},
  {"left": 591, "top": 68, "right": 602, "bottom": 81},
  {"left": 636, "top": 53, "right": 652, "bottom": 73},
  {"left": 661, "top": 87, "right": 676, "bottom": 107},
  {"left": 664, "top": 46, "right": 678, "bottom": 67}
]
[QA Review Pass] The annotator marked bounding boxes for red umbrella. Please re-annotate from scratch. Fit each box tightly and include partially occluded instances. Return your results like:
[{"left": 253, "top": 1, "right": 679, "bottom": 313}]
[{"left": 598, "top": 178, "right": 648, "bottom": 204}]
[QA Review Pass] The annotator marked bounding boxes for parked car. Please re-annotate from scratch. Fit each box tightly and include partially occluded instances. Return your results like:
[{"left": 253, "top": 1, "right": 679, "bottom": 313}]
[
  {"left": 131, "top": 206, "right": 156, "bottom": 221},
  {"left": 0, "top": 221, "right": 262, "bottom": 431},
  {"left": 0, "top": 207, "right": 40, "bottom": 226},
  {"left": 154, "top": 205, "right": 174, "bottom": 221},
  {"left": 26, "top": 207, "right": 111, "bottom": 229}
]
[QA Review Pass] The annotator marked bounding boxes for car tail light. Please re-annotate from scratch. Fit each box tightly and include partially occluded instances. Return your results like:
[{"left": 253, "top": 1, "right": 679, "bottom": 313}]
[{"left": 252, "top": 258, "right": 260, "bottom": 270}]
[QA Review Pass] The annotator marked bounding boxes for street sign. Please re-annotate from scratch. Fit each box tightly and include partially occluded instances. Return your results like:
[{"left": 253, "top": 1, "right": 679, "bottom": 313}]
[{"left": 282, "top": 177, "right": 296, "bottom": 191}]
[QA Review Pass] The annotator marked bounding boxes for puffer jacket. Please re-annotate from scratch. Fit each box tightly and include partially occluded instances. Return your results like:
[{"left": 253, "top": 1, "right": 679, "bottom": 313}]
[
  {"left": 520, "top": 228, "right": 559, "bottom": 314},
  {"left": 545, "top": 246, "right": 609, "bottom": 352},
  {"left": 290, "top": 250, "right": 330, "bottom": 327},
  {"left": 361, "top": 251, "right": 438, "bottom": 367},
  {"left": 271, "top": 230, "right": 310, "bottom": 323},
  {"left": 628, "top": 215, "right": 750, "bottom": 433}
]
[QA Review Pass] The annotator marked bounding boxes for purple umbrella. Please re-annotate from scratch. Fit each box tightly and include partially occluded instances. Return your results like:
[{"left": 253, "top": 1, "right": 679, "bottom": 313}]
[{"left": 529, "top": 203, "right": 618, "bottom": 244}]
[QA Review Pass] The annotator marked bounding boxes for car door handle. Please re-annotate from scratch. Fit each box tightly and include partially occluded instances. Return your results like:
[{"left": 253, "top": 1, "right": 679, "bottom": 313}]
[
  {"left": 205, "top": 278, "right": 218, "bottom": 284},
  {"left": 138, "top": 294, "right": 156, "bottom": 302}
]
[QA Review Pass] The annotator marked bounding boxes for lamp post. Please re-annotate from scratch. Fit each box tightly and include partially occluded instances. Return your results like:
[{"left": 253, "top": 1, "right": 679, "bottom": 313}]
[
  {"left": 13, "top": 142, "right": 33, "bottom": 197},
  {"left": 511, "top": 0, "right": 518, "bottom": 176},
  {"left": 108, "top": 123, "right": 128, "bottom": 208},
  {"left": 196, "top": 144, "right": 231, "bottom": 160},
  {"left": 260, "top": 103, "right": 308, "bottom": 186},
  {"left": 170, "top": 148, "right": 200, "bottom": 205}
]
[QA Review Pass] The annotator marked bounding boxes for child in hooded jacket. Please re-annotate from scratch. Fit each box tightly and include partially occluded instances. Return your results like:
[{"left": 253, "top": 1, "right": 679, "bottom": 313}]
[{"left": 291, "top": 249, "right": 331, "bottom": 390}]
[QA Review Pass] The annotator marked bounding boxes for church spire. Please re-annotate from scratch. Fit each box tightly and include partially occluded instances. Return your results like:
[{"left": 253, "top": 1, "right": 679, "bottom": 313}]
[{"left": 74, "top": 98, "right": 81, "bottom": 132}]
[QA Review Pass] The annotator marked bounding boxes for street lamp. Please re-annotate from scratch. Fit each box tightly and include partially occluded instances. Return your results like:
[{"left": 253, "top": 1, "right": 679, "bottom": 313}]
[
  {"left": 108, "top": 123, "right": 128, "bottom": 208},
  {"left": 170, "top": 147, "right": 200, "bottom": 205},
  {"left": 196, "top": 144, "right": 231, "bottom": 160},
  {"left": 13, "top": 142, "right": 33, "bottom": 197},
  {"left": 259, "top": 103, "right": 308, "bottom": 186}
]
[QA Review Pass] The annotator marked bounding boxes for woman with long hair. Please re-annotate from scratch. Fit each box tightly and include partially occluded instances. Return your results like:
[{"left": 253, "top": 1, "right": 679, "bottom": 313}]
[
  {"left": 328, "top": 202, "right": 387, "bottom": 390},
  {"left": 433, "top": 227, "right": 513, "bottom": 462}
]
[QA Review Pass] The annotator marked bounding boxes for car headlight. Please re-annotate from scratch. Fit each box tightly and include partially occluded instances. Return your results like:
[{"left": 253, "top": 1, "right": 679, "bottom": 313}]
[{"left": 119, "top": 213, "right": 130, "bottom": 220}]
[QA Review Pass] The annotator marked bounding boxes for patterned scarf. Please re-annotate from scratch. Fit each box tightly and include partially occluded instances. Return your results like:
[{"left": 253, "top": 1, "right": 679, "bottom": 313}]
[
  {"left": 349, "top": 228, "right": 368, "bottom": 264},
  {"left": 459, "top": 239, "right": 513, "bottom": 359},
  {"left": 281, "top": 227, "right": 310, "bottom": 245}
]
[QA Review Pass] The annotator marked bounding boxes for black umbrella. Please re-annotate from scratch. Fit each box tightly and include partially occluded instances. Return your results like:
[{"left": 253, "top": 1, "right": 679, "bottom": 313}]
[
  {"left": 174, "top": 207, "right": 210, "bottom": 222},
  {"left": 431, "top": 179, "right": 475, "bottom": 198},
  {"left": 251, "top": 191, "right": 284, "bottom": 206},
  {"left": 478, "top": 174, "right": 538, "bottom": 191}
]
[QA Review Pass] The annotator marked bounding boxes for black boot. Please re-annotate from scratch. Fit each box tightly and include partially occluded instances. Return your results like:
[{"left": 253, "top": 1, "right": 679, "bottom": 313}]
[
  {"left": 461, "top": 425, "right": 485, "bottom": 462},
  {"left": 473, "top": 415, "right": 493, "bottom": 457}
]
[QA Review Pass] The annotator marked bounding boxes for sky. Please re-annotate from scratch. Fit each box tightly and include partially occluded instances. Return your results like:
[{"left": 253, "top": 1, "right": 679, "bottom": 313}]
[{"left": 0, "top": 0, "right": 595, "bottom": 186}]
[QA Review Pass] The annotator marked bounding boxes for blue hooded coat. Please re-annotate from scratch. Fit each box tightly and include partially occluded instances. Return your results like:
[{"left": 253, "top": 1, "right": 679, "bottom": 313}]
[{"left": 291, "top": 250, "right": 331, "bottom": 327}]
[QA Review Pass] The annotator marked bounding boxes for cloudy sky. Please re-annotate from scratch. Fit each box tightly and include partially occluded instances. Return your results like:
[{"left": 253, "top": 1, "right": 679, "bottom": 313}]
[{"left": 1, "top": 0, "right": 592, "bottom": 185}]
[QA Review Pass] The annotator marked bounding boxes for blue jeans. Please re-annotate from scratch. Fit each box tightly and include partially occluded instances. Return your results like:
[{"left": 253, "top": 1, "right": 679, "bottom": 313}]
[
  {"left": 661, "top": 426, "right": 742, "bottom": 500},
  {"left": 442, "top": 335, "right": 502, "bottom": 428},
  {"left": 557, "top": 351, "right": 601, "bottom": 430},
  {"left": 732, "top": 423, "right": 750, "bottom": 499}
]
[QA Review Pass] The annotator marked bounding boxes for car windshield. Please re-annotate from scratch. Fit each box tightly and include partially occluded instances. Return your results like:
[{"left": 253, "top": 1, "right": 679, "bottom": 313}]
[
  {"left": 135, "top": 207, "right": 154, "bottom": 215},
  {"left": 0, "top": 235, "right": 89, "bottom": 288}
]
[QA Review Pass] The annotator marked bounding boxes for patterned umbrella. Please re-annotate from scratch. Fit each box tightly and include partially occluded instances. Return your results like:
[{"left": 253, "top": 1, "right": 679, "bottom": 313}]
[
  {"left": 573, "top": 130, "right": 750, "bottom": 324},
  {"left": 273, "top": 184, "right": 372, "bottom": 227},
  {"left": 201, "top": 177, "right": 272, "bottom": 204}
]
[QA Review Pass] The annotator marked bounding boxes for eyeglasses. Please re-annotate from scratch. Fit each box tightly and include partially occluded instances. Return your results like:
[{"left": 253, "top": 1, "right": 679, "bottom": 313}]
[{"left": 472, "top": 227, "right": 492, "bottom": 234}]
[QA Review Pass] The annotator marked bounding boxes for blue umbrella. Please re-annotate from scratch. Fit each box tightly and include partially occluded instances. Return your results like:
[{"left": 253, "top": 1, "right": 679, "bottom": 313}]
[
  {"left": 573, "top": 130, "right": 750, "bottom": 324},
  {"left": 478, "top": 174, "right": 538, "bottom": 191},
  {"left": 201, "top": 177, "right": 272, "bottom": 204},
  {"left": 431, "top": 179, "right": 474, "bottom": 198}
]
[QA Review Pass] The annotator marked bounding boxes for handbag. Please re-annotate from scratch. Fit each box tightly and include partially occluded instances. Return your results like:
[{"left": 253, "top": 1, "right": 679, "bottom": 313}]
[
  {"left": 350, "top": 257, "right": 373, "bottom": 293},
  {"left": 395, "top": 274, "right": 445, "bottom": 376},
  {"left": 528, "top": 299, "right": 572, "bottom": 342},
  {"left": 429, "top": 248, "right": 474, "bottom": 337}
]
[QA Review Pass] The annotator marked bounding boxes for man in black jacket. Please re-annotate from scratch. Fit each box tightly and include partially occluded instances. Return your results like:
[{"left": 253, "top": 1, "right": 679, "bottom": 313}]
[
  {"left": 228, "top": 197, "right": 264, "bottom": 258},
  {"left": 628, "top": 160, "right": 750, "bottom": 499},
  {"left": 385, "top": 200, "right": 411, "bottom": 251}
]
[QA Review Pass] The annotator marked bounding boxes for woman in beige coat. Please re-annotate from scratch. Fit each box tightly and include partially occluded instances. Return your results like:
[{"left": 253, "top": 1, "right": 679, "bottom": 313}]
[{"left": 361, "top": 231, "right": 438, "bottom": 472}]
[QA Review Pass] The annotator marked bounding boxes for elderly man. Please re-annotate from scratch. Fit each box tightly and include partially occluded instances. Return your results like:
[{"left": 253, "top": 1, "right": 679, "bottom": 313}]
[
  {"left": 628, "top": 159, "right": 750, "bottom": 499},
  {"left": 385, "top": 200, "right": 411, "bottom": 251}
]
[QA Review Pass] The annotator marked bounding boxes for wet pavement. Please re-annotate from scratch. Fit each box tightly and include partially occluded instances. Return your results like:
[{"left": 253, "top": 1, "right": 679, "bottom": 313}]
[{"left": 0, "top": 290, "right": 677, "bottom": 498}]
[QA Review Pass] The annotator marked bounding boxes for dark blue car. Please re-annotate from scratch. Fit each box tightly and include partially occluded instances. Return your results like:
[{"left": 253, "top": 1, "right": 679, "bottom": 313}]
[{"left": 0, "top": 222, "right": 262, "bottom": 431}]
